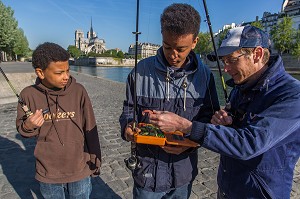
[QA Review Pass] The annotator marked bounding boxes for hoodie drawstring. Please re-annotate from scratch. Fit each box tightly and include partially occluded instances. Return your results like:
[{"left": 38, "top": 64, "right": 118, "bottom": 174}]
[
  {"left": 181, "top": 75, "right": 188, "bottom": 111},
  {"left": 54, "top": 95, "right": 64, "bottom": 146},
  {"left": 44, "top": 92, "right": 64, "bottom": 146},
  {"left": 166, "top": 70, "right": 170, "bottom": 101}
]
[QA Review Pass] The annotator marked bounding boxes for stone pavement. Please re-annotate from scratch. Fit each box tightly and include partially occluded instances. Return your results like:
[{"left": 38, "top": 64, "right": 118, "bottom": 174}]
[{"left": 0, "top": 69, "right": 299, "bottom": 198}]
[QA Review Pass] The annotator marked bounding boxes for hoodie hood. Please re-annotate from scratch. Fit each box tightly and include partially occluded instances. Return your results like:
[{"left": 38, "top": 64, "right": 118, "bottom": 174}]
[
  {"left": 34, "top": 75, "right": 75, "bottom": 97},
  {"left": 155, "top": 47, "right": 198, "bottom": 80},
  {"left": 153, "top": 47, "right": 199, "bottom": 108}
]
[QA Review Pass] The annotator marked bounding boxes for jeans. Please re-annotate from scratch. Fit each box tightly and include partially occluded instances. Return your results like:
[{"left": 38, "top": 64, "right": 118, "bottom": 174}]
[
  {"left": 133, "top": 183, "right": 192, "bottom": 199},
  {"left": 39, "top": 176, "right": 92, "bottom": 199}
]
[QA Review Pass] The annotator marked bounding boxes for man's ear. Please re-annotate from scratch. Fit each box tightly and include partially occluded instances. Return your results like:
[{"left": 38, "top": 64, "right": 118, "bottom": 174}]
[
  {"left": 35, "top": 68, "right": 44, "bottom": 79},
  {"left": 253, "top": 47, "right": 263, "bottom": 62}
]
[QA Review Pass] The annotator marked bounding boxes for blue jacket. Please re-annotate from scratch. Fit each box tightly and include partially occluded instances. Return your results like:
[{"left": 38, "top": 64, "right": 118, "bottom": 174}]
[
  {"left": 119, "top": 48, "right": 220, "bottom": 192},
  {"left": 190, "top": 55, "right": 300, "bottom": 199}
]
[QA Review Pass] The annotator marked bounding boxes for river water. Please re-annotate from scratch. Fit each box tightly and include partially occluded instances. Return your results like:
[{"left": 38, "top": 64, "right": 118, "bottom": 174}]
[{"left": 70, "top": 65, "right": 300, "bottom": 105}]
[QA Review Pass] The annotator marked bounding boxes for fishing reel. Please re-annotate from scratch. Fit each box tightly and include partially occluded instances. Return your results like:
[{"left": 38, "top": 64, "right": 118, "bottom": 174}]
[
  {"left": 124, "top": 141, "right": 141, "bottom": 171},
  {"left": 124, "top": 155, "right": 140, "bottom": 171}
]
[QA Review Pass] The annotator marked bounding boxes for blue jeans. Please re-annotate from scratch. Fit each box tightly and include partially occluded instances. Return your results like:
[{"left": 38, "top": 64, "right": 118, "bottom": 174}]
[
  {"left": 39, "top": 176, "right": 92, "bottom": 199},
  {"left": 133, "top": 183, "right": 192, "bottom": 199}
]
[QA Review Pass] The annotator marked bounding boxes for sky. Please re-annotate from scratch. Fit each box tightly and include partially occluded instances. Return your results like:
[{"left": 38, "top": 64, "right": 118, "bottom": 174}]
[{"left": 2, "top": 0, "right": 284, "bottom": 52}]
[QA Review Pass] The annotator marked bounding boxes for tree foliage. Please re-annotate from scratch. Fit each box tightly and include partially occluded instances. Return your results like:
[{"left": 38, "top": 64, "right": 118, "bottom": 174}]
[
  {"left": 270, "top": 16, "right": 294, "bottom": 55},
  {"left": 251, "top": 21, "right": 264, "bottom": 29},
  {"left": 116, "top": 50, "right": 124, "bottom": 58},
  {"left": 13, "top": 28, "right": 29, "bottom": 58},
  {"left": 195, "top": 32, "right": 213, "bottom": 57},
  {"left": 291, "top": 30, "right": 300, "bottom": 61},
  {"left": 0, "top": 1, "right": 29, "bottom": 60},
  {"left": 67, "top": 45, "right": 82, "bottom": 58}
]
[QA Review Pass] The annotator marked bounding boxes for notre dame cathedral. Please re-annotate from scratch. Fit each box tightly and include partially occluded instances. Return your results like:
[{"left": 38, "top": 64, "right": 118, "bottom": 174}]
[{"left": 74, "top": 19, "right": 106, "bottom": 54}]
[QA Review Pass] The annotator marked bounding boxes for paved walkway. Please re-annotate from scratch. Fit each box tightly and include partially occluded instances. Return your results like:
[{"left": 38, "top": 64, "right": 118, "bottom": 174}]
[{"left": 0, "top": 64, "right": 299, "bottom": 198}]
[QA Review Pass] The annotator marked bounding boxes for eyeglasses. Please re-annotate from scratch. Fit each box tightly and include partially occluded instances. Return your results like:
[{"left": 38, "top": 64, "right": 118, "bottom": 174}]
[{"left": 221, "top": 54, "right": 245, "bottom": 66}]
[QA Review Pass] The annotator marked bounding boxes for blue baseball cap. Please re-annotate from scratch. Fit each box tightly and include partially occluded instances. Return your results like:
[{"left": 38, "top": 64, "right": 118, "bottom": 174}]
[{"left": 207, "top": 25, "right": 271, "bottom": 61}]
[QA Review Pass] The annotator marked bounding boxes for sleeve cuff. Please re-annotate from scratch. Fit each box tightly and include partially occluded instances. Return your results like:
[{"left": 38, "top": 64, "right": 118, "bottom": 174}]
[
  {"left": 189, "top": 121, "right": 206, "bottom": 144},
  {"left": 21, "top": 122, "right": 35, "bottom": 133}
]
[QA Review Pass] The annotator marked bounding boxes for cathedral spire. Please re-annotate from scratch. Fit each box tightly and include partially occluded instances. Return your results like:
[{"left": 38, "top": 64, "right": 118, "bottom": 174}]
[{"left": 90, "top": 17, "right": 94, "bottom": 38}]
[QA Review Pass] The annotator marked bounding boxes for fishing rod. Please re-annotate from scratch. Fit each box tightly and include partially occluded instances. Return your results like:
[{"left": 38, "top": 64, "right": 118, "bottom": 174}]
[
  {"left": 0, "top": 64, "right": 33, "bottom": 117},
  {"left": 132, "top": 0, "right": 141, "bottom": 129},
  {"left": 202, "top": 0, "right": 230, "bottom": 108},
  {"left": 124, "top": 0, "right": 141, "bottom": 171}
]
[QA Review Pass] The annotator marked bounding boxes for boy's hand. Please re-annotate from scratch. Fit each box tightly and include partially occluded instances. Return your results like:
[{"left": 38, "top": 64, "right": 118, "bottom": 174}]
[
  {"left": 124, "top": 122, "right": 135, "bottom": 142},
  {"left": 23, "top": 109, "right": 44, "bottom": 131},
  {"left": 211, "top": 109, "right": 233, "bottom": 125}
]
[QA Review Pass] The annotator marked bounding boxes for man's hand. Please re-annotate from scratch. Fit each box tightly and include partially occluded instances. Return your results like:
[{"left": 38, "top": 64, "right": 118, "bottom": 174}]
[
  {"left": 148, "top": 110, "right": 192, "bottom": 133},
  {"left": 211, "top": 109, "right": 233, "bottom": 125},
  {"left": 23, "top": 109, "right": 44, "bottom": 131},
  {"left": 160, "top": 145, "right": 190, "bottom": 155}
]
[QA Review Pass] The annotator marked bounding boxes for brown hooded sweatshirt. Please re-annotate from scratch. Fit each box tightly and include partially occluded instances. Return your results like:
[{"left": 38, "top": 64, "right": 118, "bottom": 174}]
[{"left": 16, "top": 76, "right": 101, "bottom": 183}]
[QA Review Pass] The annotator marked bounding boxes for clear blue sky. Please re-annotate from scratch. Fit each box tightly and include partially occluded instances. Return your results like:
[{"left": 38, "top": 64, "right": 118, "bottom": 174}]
[{"left": 2, "top": 0, "right": 284, "bottom": 52}]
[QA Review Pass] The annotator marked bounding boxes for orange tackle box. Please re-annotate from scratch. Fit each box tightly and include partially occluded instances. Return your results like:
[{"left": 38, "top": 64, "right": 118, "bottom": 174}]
[{"left": 134, "top": 123, "right": 199, "bottom": 147}]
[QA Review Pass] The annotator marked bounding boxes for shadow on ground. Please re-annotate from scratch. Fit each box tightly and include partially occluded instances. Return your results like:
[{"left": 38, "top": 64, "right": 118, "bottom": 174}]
[{"left": 0, "top": 134, "right": 121, "bottom": 199}]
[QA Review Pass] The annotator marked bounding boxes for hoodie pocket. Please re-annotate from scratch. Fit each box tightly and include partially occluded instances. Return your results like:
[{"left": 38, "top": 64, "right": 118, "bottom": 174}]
[{"left": 34, "top": 141, "right": 86, "bottom": 178}]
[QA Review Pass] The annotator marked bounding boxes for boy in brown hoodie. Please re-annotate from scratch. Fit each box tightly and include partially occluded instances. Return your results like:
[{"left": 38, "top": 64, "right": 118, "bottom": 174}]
[{"left": 16, "top": 42, "right": 101, "bottom": 199}]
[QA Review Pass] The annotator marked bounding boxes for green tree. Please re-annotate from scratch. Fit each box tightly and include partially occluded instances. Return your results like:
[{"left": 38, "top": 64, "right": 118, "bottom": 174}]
[
  {"left": 13, "top": 28, "right": 29, "bottom": 59},
  {"left": 106, "top": 49, "right": 117, "bottom": 57},
  {"left": 67, "top": 45, "right": 82, "bottom": 58},
  {"left": 195, "top": 32, "right": 213, "bottom": 61},
  {"left": 0, "top": 2, "right": 17, "bottom": 54},
  {"left": 87, "top": 51, "right": 101, "bottom": 57},
  {"left": 0, "top": 1, "right": 29, "bottom": 61},
  {"left": 291, "top": 30, "right": 300, "bottom": 61},
  {"left": 116, "top": 50, "right": 124, "bottom": 58},
  {"left": 270, "top": 16, "right": 294, "bottom": 55},
  {"left": 251, "top": 21, "right": 264, "bottom": 29}
]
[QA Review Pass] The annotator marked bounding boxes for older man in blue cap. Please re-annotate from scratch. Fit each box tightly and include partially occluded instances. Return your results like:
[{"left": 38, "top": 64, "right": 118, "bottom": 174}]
[{"left": 147, "top": 25, "right": 300, "bottom": 198}]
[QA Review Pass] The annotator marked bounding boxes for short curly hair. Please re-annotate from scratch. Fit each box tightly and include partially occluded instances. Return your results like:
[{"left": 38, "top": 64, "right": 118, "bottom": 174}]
[
  {"left": 32, "top": 42, "right": 70, "bottom": 70},
  {"left": 160, "top": 3, "right": 201, "bottom": 39}
]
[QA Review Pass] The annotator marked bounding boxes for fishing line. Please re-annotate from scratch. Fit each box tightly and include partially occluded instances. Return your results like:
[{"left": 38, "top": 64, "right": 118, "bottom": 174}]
[
  {"left": 0, "top": 64, "right": 49, "bottom": 117},
  {"left": 0, "top": 65, "right": 33, "bottom": 117}
]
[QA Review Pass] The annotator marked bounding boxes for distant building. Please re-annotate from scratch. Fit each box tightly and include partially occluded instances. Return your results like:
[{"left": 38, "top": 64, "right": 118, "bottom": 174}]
[
  {"left": 75, "top": 18, "right": 106, "bottom": 54},
  {"left": 128, "top": 42, "right": 161, "bottom": 59},
  {"left": 281, "top": 0, "right": 300, "bottom": 30},
  {"left": 216, "top": 23, "right": 238, "bottom": 35},
  {"left": 261, "top": 12, "right": 279, "bottom": 34}
]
